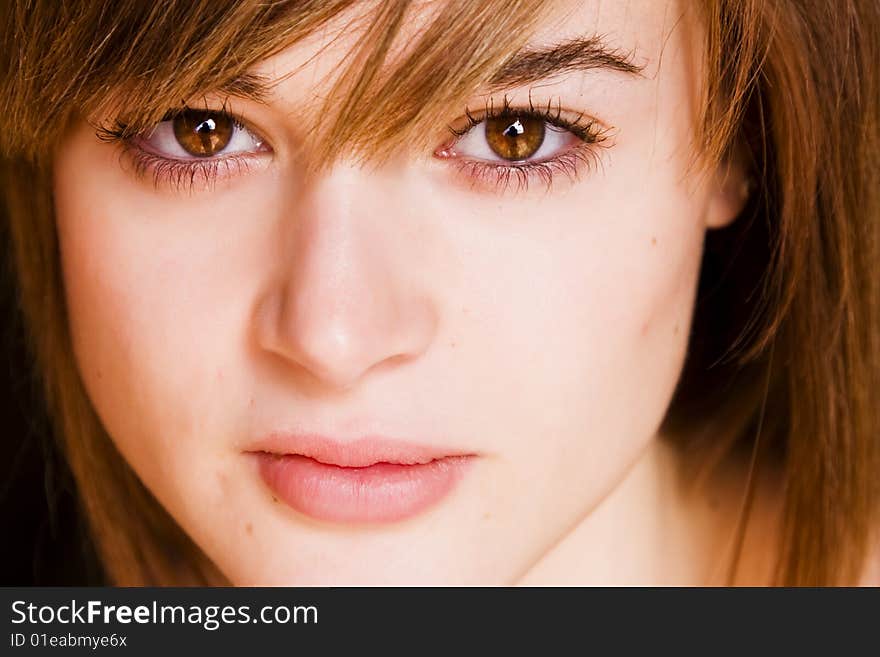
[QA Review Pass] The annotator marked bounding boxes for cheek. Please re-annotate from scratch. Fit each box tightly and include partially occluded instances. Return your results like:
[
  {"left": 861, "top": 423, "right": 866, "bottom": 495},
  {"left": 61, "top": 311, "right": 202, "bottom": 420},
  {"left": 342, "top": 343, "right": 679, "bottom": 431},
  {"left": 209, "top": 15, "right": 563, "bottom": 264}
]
[
  {"left": 442, "top": 161, "right": 707, "bottom": 494},
  {"left": 52, "top": 125, "right": 278, "bottom": 505}
]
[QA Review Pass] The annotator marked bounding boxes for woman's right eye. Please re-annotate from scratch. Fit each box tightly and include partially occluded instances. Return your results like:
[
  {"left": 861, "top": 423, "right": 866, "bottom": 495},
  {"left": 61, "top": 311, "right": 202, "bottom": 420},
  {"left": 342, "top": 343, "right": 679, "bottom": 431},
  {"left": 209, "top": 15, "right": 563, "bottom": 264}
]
[{"left": 136, "top": 109, "right": 268, "bottom": 160}]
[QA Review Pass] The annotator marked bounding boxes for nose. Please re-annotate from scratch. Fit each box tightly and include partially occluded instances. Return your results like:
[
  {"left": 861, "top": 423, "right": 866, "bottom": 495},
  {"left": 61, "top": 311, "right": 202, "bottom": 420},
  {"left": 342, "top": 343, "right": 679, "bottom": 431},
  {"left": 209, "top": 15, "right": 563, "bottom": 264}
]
[{"left": 254, "top": 163, "right": 438, "bottom": 391}]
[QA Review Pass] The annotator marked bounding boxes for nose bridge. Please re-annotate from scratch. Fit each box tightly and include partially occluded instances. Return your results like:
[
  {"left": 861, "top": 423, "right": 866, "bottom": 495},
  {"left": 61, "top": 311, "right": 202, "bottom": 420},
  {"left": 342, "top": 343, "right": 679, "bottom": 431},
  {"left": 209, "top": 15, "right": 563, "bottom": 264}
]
[
  {"left": 258, "top": 163, "right": 435, "bottom": 390},
  {"left": 288, "top": 179, "right": 390, "bottom": 358}
]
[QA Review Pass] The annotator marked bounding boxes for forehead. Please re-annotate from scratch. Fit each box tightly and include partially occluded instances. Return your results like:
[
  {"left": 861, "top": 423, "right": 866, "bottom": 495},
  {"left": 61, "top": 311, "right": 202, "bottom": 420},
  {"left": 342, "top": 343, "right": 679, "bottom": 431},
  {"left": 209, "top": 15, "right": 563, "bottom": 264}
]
[
  {"left": 167, "top": 0, "right": 704, "bottom": 171},
  {"left": 251, "top": 0, "right": 693, "bottom": 96},
  {"left": 526, "top": 0, "right": 691, "bottom": 65}
]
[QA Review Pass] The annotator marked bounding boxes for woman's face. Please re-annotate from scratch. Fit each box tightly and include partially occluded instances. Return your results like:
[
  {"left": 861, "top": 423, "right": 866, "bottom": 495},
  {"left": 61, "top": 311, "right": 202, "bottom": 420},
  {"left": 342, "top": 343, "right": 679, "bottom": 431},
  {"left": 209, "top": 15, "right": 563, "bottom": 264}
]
[{"left": 53, "top": 0, "right": 744, "bottom": 584}]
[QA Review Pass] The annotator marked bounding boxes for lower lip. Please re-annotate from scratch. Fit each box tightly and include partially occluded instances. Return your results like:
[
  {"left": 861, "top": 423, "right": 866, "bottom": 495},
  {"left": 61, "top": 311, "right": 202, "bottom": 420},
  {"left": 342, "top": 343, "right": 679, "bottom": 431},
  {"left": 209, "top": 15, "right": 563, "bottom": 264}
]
[{"left": 254, "top": 453, "right": 473, "bottom": 523}]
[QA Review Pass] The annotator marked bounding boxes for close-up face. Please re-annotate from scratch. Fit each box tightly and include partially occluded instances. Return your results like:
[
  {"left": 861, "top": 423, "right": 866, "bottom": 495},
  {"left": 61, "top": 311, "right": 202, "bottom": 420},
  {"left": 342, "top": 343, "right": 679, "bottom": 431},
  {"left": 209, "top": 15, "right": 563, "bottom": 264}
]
[{"left": 52, "top": 0, "right": 745, "bottom": 585}]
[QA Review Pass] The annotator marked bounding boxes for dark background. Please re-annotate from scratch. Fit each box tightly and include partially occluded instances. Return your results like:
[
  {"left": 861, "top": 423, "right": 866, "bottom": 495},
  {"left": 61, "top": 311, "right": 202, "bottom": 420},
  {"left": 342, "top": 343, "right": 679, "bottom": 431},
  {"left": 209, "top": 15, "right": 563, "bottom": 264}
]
[{"left": 0, "top": 221, "right": 104, "bottom": 585}]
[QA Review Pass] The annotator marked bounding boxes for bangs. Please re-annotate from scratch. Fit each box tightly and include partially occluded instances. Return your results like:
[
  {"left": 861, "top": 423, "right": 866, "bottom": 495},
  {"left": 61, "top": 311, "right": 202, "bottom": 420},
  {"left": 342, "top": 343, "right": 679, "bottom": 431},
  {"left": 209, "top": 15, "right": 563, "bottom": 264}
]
[{"left": 1, "top": 0, "right": 555, "bottom": 167}]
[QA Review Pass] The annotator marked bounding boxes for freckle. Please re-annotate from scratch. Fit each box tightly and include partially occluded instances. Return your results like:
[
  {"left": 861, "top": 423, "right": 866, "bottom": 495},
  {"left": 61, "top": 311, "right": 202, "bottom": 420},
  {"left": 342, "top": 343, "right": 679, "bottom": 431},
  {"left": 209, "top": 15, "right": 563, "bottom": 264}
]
[
  {"left": 674, "top": 324, "right": 680, "bottom": 335},
  {"left": 651, "top": 237, "right": 657, "bottom": 246},
  {"left": 245, "top": 522, "right": 253, "bottom": 535},
  {"left": 451, "top": 341, "right": 456, "bottom": 348},
  {"left": 249, "top": 397, "right": 255, "bottom": 407},
  {"left": 482, "top": 512, "right": 491, "bottom": 521},
  {"left": 272, "top": 496, "right": 278, "bottom": 503}
]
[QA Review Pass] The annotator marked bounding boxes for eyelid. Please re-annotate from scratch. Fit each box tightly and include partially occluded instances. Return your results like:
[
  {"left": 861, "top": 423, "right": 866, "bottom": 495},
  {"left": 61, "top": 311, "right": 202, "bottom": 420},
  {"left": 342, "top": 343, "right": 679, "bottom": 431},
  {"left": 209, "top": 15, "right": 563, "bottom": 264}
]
[
  {"left": 97, "top": 102, "right": 275, "bottom": 192},
  {"left": 445, "top": 94, "right": 606, "bottom": 143},
  {"left": 98, "top": 97, "right": 274, "bottom": 154},
  {"left": 435, "top": 94, "right": 612, "bottom": 194},
  {"left": 138, "top": 110, "right": 272, "bottom": 161}
]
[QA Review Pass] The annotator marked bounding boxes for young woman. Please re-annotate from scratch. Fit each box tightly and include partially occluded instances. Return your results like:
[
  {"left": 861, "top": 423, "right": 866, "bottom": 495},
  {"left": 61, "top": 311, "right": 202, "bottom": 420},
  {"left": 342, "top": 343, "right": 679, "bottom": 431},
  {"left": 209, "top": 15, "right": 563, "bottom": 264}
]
[{"left": 1, "top": 0, "right": 878, "bottom": 586}]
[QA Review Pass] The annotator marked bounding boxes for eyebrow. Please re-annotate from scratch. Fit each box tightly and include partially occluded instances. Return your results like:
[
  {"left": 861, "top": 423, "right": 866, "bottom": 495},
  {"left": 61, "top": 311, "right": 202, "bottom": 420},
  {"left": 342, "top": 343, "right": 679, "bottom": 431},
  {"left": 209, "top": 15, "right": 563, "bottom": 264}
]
[
  {"left": 486, "top": 36, "right": 645, "bottom": 90},
  {"left": 215, "top": 71, "right": 275, "bottom": 104},
  {"left": 213, "top": 36, "right": 643, "bottom": 106}
]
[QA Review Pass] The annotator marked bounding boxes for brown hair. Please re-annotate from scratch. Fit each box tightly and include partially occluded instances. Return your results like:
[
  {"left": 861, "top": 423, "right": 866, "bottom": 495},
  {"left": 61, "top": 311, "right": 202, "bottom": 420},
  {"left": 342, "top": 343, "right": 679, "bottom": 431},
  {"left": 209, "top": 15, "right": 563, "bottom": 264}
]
[{"left": 1, "top": 0, "right": 877, "bottom": 585}]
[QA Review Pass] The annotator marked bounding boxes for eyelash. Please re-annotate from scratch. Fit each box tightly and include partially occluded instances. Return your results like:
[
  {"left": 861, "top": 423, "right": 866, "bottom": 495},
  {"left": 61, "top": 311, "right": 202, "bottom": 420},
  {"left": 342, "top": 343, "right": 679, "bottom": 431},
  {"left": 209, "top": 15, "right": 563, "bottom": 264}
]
[
  {"left": 124, "top": 146, "right": 255, "bottom": 192},
  {"left": 97, "top": 96, "right": 609, "bottom": 194},
  {"left": 442, "top": 95, "right": 610, "bottom": 193},
  {"left": 96, "top": 109, "right": 264, "bottom": 193}
]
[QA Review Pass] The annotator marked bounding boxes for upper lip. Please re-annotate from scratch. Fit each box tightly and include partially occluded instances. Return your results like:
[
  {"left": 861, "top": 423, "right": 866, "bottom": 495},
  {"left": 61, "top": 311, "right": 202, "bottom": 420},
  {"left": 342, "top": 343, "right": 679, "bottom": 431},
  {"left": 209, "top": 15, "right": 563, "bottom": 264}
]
[{"left": 247, "top": 432, "right": 472, "bottom": 468}]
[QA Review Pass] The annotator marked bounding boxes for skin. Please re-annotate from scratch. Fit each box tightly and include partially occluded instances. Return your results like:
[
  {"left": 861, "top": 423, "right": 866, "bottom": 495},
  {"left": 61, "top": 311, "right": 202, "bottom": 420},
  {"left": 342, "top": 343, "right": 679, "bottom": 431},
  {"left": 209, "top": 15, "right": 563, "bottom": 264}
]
[{"left": 52, "top": 0, "right": 761, "bottom": 585}]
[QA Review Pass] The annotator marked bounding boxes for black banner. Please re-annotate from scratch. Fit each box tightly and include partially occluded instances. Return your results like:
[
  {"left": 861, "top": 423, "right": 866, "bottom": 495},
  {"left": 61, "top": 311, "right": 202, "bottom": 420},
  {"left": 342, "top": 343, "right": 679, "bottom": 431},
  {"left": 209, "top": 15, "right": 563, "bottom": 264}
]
[{"left": 1, "top": 587, "right": 876, "bottom": 653}]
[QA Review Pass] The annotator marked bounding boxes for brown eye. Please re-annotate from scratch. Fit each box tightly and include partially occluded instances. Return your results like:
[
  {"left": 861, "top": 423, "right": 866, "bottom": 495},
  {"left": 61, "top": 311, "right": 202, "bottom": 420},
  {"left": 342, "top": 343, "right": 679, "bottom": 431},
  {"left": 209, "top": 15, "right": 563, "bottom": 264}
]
[
  {"left": 484, "top": 115, "right": 545, "bottom": 161},
  {"left": 172, "top": 110, "right": 234, "bottom": 157}
]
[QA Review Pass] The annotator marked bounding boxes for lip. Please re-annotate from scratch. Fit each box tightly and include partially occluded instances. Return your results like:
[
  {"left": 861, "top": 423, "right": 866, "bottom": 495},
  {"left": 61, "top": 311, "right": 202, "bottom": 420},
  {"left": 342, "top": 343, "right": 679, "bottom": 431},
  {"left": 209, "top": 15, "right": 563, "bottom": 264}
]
[{"left": 247, "top": 434, "right": 475, "bottom": 523}]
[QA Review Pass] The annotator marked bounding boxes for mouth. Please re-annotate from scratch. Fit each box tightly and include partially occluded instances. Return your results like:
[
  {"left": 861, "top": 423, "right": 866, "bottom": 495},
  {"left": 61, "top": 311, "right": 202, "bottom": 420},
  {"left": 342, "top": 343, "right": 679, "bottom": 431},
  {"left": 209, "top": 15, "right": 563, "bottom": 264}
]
[{"left": 247, "top": 434, "right": 476, "bottom": 524}]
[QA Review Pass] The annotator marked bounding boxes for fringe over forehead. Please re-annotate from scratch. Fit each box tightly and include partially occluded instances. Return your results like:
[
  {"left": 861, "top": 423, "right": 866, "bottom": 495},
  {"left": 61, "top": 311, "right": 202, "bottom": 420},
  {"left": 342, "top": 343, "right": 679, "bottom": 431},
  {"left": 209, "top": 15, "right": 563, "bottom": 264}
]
[{"left": 0, "top": 0, "right": 560, "bottom": 167}]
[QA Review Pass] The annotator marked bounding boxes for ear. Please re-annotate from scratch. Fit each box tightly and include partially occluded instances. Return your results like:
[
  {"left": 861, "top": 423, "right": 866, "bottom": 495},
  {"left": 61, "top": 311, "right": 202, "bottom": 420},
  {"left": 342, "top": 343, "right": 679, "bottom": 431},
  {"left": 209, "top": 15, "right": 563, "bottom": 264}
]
[{"left": 704, "top": 151, "right": 751, "bottom": 229}]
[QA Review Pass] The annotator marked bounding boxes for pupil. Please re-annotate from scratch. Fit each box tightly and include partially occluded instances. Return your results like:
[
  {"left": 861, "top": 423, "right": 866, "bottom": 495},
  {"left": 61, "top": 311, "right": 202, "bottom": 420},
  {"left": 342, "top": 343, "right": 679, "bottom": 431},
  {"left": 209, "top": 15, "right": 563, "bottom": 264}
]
[
  {"left": 503, "top": 119, "right": 525, "bottom": 138},
  {"left": 173, "top": 111, "right": 233, "bottom": 157},
  {"left": 484, "top": 115, "right": 544, "bottom": 161},
  {"left": 195, "top": 118, "right": 216, "bottom": 134}
]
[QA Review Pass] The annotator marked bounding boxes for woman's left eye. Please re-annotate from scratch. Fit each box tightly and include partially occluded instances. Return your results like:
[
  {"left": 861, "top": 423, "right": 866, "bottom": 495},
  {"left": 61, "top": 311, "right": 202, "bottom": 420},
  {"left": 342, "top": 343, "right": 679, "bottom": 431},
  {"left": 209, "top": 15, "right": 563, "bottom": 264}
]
[
  {"left": 448, "top": 114, "right": 578, "bottom": 164},
  {"left": 435, "top": 105, "right": 607, "bottom": 192},
  {"left": 136, "top": 109, "right": 267, "bottom": 159}
]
